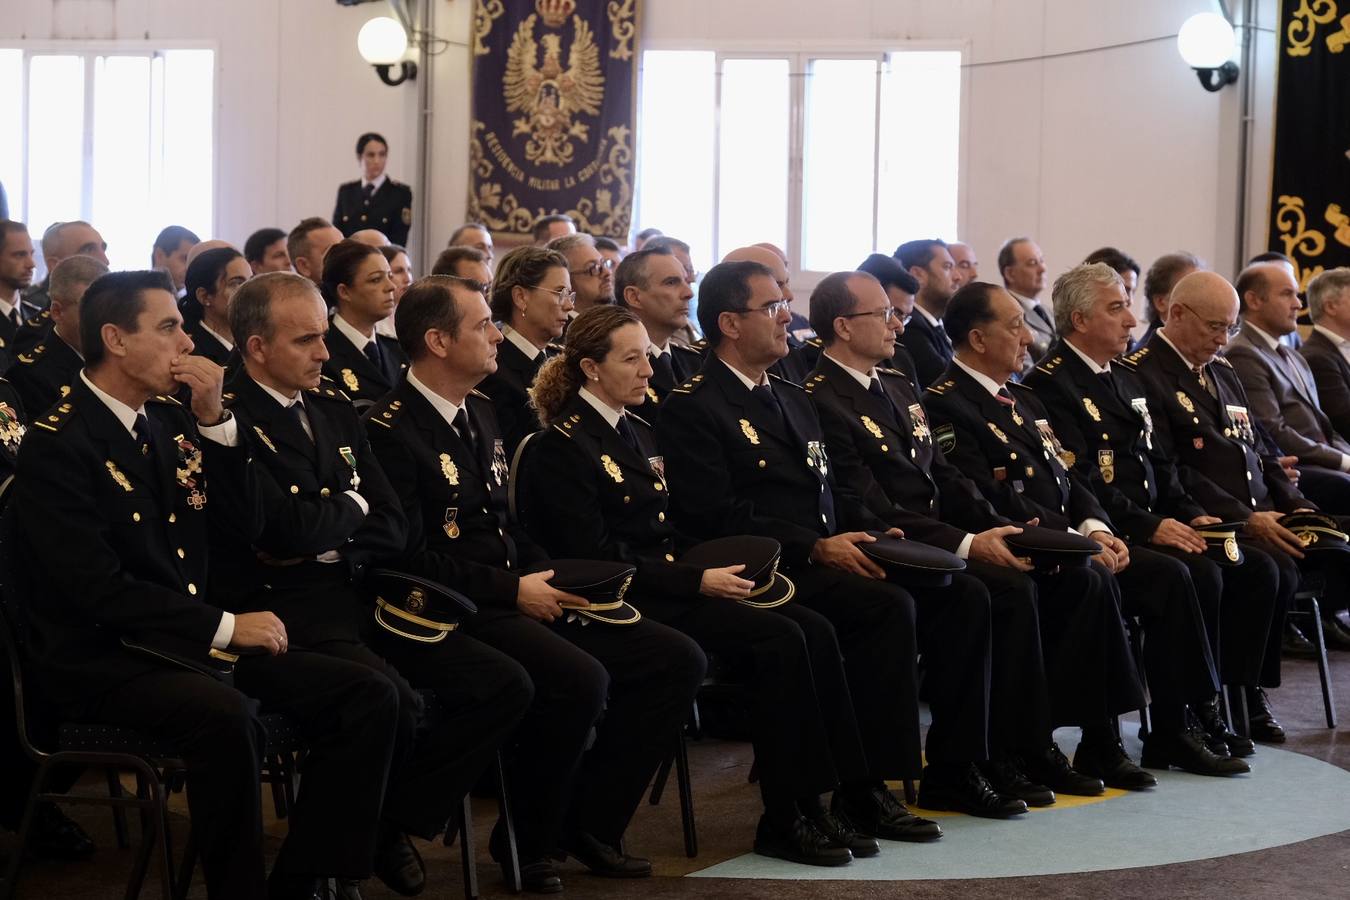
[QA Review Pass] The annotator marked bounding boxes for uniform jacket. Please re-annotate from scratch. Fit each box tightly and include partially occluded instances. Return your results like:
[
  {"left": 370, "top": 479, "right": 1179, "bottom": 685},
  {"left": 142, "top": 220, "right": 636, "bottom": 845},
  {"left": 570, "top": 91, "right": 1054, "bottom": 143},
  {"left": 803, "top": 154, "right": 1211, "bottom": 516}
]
[
  {"left": 896, "top": 309, "right": 953, "bottom": 389},
  {"left": 516, "top": 394, "right": 705, "bottom": 603},
  {"left": 805, "top": 354, "right": 1006, "bottom": 553},
  {"left": 1300, "top": 327, "right": 1350, "bottom": 440},
  {"left": 1022, "top": 340, "right": 1205, "bottom": 544},
  {"left": 1123, "top": 332, "right": 1309, "bottom": 520},
  {"left": 923, "top": 362, "right": 1111, "bottom": 532},
  {"left": 478, "top": 337, "right": 555, "bottom": 456},
  {"left": 631, "top": 342, "right": 704, "bottom": 423},
  {"left": 13, "top": 381, "right": 257, "bottom": 703},
  {"left": 656, "top": 356, "right": 883, "bottom": 568},
  {"left": 321, "top": 319, "right": 409, "bottom": 407},
  {"left": 8, "top": 332, "right": 80, "bottom": 420},
  {"left": 334, "top": 177, "right": 413, "bottom": 246},
  {"left": 365, "top": 378, "right": 545, "bottom": 609},
  {"left": 1225, "top": 321, "right": 1350, "bottom": 468},
  {"left": 186, "top": 318, "right": 233, "bottom": 368}
]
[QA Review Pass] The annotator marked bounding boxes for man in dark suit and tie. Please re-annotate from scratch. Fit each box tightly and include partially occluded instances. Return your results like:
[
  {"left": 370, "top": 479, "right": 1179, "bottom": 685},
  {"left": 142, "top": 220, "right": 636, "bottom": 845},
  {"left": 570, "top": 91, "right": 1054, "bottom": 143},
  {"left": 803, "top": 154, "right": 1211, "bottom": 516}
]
[
  {"left": 998, "top": 237, "right": 1054, "bottom": 377},
  {"left": 614, "top": 246, "right": 704, "bottom": 421},
  {"left": 0, "top": 220, "right": 37, "bottom": 368},
  {"left": 1301, "top": 266, "right": 1350, "bottom": 439},
  {"left": 333, "top": 133, "right": 413, "bottom": 246},
  {"left": 893, "top": 239, "right": 958, "bottom": 388}
]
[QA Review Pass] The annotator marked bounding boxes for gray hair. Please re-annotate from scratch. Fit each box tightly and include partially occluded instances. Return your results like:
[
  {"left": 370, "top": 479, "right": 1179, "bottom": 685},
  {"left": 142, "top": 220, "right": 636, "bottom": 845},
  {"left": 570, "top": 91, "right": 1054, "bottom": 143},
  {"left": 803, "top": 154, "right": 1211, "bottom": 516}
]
[
  {"left": 545, "top": 233, "right": 595, "bottom": 255},
  {"left": 1308, "top": 267, "right": 1350, "bottom": 323},
  {"left": 49, "top": 254, "right": 110, "bottom": 305},
  {"left": 1052, "top": 262, "right": 1125, "bottom": 334}
]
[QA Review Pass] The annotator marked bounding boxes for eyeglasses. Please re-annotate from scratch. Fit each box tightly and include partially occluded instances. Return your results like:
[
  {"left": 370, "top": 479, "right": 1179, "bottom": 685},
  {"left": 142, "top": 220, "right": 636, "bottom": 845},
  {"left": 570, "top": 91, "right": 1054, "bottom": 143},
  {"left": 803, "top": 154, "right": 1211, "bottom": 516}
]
[
  {"left": 732, "top": 299, "right": 792, "bottom": 318},
  {"left": 570, "top": 258, "right": 615, "bottom": 278},
  {"left": 840, "top": 306, "right": 899, "bottom": 323},
  {"left": 1178, "top": 301, "right": 1240, "bottom": 338},
  {"left": 533, "top": 285, "right": 577, "bottom": 306}
]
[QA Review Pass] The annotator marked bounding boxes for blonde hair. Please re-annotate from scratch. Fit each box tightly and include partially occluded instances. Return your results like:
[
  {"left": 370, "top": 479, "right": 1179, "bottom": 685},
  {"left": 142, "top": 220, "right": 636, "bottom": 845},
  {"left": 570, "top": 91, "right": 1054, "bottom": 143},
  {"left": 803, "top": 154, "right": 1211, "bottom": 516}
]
[{"left": 529, "top": 305, "right": 640, "bottom": 426}]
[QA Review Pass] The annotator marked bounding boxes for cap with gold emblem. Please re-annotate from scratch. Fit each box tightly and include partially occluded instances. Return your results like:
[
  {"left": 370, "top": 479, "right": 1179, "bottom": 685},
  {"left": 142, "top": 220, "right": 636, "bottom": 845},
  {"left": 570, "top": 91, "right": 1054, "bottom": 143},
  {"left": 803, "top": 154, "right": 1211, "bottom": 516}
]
[
  {"left": 545, "top": 560, "right": 642, "bottom": 625},
  {"left": 680, "top": 535, "right": 795, "bottom": 608},
  {"left": 1194, "top": 520, "right": 1245, "bottom": 566},
  {"left": 367, "top": 569, "right": 479, "bottom": 642},
  {"left": 857, "top": 531, "right": 966, "bottom": 587},
  {"left": 1280, "top": 512, "right": 1350, "bottom": 555}
]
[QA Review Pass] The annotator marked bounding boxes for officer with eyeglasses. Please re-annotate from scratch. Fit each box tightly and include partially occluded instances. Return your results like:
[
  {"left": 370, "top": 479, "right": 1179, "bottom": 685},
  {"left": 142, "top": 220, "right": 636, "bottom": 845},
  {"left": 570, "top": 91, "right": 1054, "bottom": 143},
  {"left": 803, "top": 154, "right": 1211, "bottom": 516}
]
[{"left": 548, "top": 233, "right": 616, "bottom": 327}]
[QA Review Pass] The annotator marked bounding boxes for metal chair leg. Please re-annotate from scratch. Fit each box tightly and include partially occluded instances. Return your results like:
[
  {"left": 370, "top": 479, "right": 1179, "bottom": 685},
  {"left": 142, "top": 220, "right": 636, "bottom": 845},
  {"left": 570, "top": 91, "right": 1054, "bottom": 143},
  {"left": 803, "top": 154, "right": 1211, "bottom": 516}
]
[
  {"left": 648, "top": 754, "right": 673, "bottom": 806},
  {"left": 107, "top": 767, "right": 131, "bottom": 849},
  {"left": 1304, "top": 597, "right": 1339, "bottom": 728},
  {"left": 674, "top": 732, "right": 697, "bottom": 858},
  {"left": 1, "top": 767, "right": 46, "bottom": 900},
  {"left": 458, "top": 794, "right": 479, "bottom": 900},
  {"left": 495, "top": 753, "right": 521, "bottom": 894},
  {"left": 123, "top": 774, "right": 158, "bottom": 900}
]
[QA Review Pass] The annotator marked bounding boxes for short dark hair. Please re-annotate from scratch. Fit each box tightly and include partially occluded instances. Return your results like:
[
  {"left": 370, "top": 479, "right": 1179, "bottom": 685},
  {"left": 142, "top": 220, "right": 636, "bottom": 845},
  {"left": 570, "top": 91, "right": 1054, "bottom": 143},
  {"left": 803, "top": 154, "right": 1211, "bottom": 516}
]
[
  {"left": 1142, "top": 251, "right": 1204, "bottom": 324},
  {"left": 431, "top": 246, "right": 487, "bottom": 277},
  {"left": 643, "top": 235, "right": 690, "bottom": 256},
  {"left": 695, "top": 260, "right": 773, "bottom": 348},
  {"left": 1083, "top": 246, "right": 1140, "bottom": 277},
  {"left": 379, "top": 244, "right": 408, "bottom": 266},
  {"left": 320, "top": 239, "right": 385, "bottom": 308},
  {"left": 635, "top": 227, "right": 664, "bottom": 243},
  {"left": 184, "top": 247, "right": 244, "bottom": 307},
  {"left": 244, "top": 227, "right": 287, "bottom": 264},
  {"left": 944, "top": 281, "right": 1004, "bottom": 349},
  {"left": 490, "top": 246, "right": 568, "bottom": 322},
  {"left": 80, "top": 270, "right": 175, "bottom": 369},
  {"left": 614, "top": 246, "right": 674, "bottom": 305},
  {"left": 594, "top": 236, "right": 621, "bottom": 253},
  {"left": 1249, "top": 250, "right": 1292, "bottom": 266},
  {"left": 858, "top": 253, "right": 919, "bottom": 294},
  {"left": 153, "top": 225, "right": 200, "bottom": 255},
  {"left": 997, "top": 237, "right": 1033, "bottom": 282},
  {"left": 810, "top": 271, "right": 873, "bottom": 344},
  {"left": 229, "top": 271, "right": 318, "bottom": 350},
  {"left": 894, "top": 239, "right": 948, "bottom": 273},
  {"left": 1235, "top": 264, "right": 1273, "bottom": 312},
  {"left": 356, "top": 132, "right": 387, "bottom": 156},
  {"left": 395, "top": 275, "right": 476, "bottom": 359},
  {"left": 532, "top": 214, "right": 575, "bottom": 243},
  {"left": 0, "top": 220, "right": 29, "bottom": 246},
  {"left": 447, "top": 223, "right": 488, "bottom": 246},
  {"left": 288, "top": 217, "right": 335, "bottom": 265}
]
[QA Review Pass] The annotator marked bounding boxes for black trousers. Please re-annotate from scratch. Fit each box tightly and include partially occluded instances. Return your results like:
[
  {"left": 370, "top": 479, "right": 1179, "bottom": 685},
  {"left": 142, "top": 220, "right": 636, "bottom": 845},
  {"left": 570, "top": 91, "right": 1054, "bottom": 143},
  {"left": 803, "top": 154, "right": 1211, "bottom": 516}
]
[
  {"left": 642, "top": 594, "right": 864, "bottom": 809},
  {"left": 546, "top": 617, "right": 705, "bottom": 849},
  {"left": 1114, "top": 546, "right": 1220, "bottom": 731},
  {"left": 908, "top": 572, "right": 993, "bottom": 766},
  {"left": 1241, "top": 539, "right": 1296, "bottom": 688},
  {"left": 460, "top": 608, "right": 608, "bottom": 861},
  {"left": 69, "top": 651, "right": 399, "bottom": 899},
  {"left": 323, "top": 630, "right": 533, "bottom": 841},
  {"left": 1296, "top": 465, "right": 1350, "bottom": 515}
]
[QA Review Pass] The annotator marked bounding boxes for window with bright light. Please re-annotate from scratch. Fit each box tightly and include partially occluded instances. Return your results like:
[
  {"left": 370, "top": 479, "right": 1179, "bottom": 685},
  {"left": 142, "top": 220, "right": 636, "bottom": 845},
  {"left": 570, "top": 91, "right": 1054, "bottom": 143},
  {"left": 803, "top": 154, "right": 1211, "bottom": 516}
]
[
  {"left": 635, "top": 48, "right": 961, "bottom": 281},
  {"left": 0, "top": 47, "right": 215, "bottom": 273}
]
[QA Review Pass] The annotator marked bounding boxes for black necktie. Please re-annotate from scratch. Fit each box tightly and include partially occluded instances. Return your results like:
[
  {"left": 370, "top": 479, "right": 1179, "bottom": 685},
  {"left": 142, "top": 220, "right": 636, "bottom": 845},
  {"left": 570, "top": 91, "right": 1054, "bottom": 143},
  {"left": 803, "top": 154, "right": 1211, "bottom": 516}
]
[
  {"left": 285, "top": 401, "right": 313, "bottom": 444},
  {"left": 364, "top": 339, "right": 389, "bottom": 381},
  {"left": 616, "top": 415, "right": 639, "bottom": 451},
  {"left": 1031, "top": 303, "right": 1055, "bottom": 336},
  {"left": 751, "top": 384, "right": 786, "bottom": 433},
  {"left": 453, "top": 408, "right": 477, "bottom": 456},
  {"left": 868, "top": 377, "right": 902, "bottom": 429},
  {"left": 362, "top": 182, "right": 375, "bottom": 201},
  {"left": 133, "top": 413, "right": 153, "bottom": 458},
  {"left": 934, "top": 320, "right": 953, "bottom": 355},
  {"left": 8, "top": 308, "right": 20, "bottom": 328},
  {"left": 650, "top": 351, "right": 675, "bottom": 391}
]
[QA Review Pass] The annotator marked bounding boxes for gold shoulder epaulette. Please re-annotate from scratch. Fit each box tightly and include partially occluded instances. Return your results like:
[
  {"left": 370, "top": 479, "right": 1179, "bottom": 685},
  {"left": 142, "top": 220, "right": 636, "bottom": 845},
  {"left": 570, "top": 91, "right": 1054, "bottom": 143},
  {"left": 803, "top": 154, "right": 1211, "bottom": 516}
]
[
  {"left": 307, "top": 383, "right": 352, "bottom": 402},
  {"left": 32, "top": 399, "right": 75, "bottom": 432},
  {"left": 692, "top": 338, "right": 709, "bottom": 351},
  {"left": 148, "top": 394, "right": 183, "bottom": 406},
  {"left": 1035, "top": 354, "right": 1063, "bottom": 375},
  {"left": 670, "top": 373, "right": 705, "bottom": 395},
  {"left": 1213, "top": 354, "right": 1233, "bottom": 368},
  {"left": 1120, "top": 346, "right": 1151, "bottom": 369},
  {"left": 803, "top": 372, "right": 828, "bottom": 394},
  {"left": 768, "top": 372, "right": 804, "bottom": 391},
  {"left": 926, "top": 379, "right": 956, "bottom": 396},
  {"left": 627, "top": 410, "right": 654, "bottom": 430},
  {"left": 805, "top": 336, "right": 824, "bottom": 348},
  {"left": 469, "top": 388, "right": 490, "bottom": 401},
  {"left": 368, "top": 396, "right": 405, "bottom": 428}
]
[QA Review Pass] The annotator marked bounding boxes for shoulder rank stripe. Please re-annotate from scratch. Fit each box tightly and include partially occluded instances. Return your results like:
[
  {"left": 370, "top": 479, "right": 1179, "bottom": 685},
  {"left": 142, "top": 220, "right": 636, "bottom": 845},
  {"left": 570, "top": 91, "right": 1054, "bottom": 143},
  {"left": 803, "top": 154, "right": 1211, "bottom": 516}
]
[
  {"left": 926, "top": 379, "right": 956, "bottom": 395},
  {"left": 1120, "top": 346, "right": 1150, "bottom": 369}
]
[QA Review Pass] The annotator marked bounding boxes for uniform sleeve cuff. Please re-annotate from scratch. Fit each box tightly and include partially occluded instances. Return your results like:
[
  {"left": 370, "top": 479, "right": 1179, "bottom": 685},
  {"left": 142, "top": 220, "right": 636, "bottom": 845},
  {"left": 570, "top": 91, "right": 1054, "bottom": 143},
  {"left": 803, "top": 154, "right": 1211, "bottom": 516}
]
[
  {"left": 211, "top": 611, "right": 235, "bottom": 650},
  {"left": 198, "top": 414, "right": 239, "bottom": 447},
  {"left": 1078, "top": 518, "right": 1112, "bottom": 538},
  {"left": 956, "top": 533, "right": 975, "bottom": 560}
]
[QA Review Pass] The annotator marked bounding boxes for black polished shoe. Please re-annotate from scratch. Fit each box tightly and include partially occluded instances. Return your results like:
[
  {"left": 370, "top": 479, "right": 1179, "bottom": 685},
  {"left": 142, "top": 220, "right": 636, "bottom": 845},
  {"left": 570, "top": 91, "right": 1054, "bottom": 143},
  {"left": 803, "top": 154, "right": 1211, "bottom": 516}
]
[
  {"left": 808, "top": 809, "right": 880, "bottom": 858},
  {"left": 1074, "top": 736, "right": 1157, "bottom": 790},
  {"left": 1281, "top": 621, "right": 1317, "bottom": 658},
  {"left": 27, "top": 803, "right": 95, "bottom": 861},
  {"left": 373, "top": 823, "right": 425, "bottom": 896},
  {"left": 517, "top": 859, "right": 564, "bottom": 894},
  {"left": 918, "top": 763, "right": 1028, "bottom": 818},
  {"left": 1246, "top": 687, "right": 1286, "bottom": 743},
  {"left": 1141, "top": 726, "right": 1250, "bottom": 776},
  {"left": 1194, "top": 697, "right": 1255, "bottom": 758},
  {"left": 832, "top": 784, "right": 942, "bottom": 842},
  {"left": 981, "top": 756, "right": 1055, "bottom": 807},
  {"left": 1021, "top": 744, "right": 1105, "bottom": 796},
  {"left": 1321, "top": 614, "right": 1350, "bottom": 651},
  {"left": 561, "top": 832, "right": 652, "bottom": 878},
  {"left": 753, "top": 814, "right": 853, "bottom": 867}
]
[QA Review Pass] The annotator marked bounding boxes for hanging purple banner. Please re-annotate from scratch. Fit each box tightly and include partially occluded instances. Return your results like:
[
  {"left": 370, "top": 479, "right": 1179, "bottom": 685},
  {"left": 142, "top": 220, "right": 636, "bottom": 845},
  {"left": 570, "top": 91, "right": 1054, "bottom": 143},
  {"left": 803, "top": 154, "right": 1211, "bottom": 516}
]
[{"left": 468, "top": 0, "right": 638, "bottom": 241}]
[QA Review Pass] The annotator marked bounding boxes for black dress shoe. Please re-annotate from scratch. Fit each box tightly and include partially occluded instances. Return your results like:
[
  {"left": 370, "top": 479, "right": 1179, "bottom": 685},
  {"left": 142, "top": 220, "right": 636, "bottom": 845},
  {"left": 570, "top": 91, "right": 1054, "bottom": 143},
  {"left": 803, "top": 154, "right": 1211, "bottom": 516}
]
[
  {"left": 373, "top": 823, "right": 425, "bottom": 896},
  {"left": 27, "top": 803, "right": 95, "bottom": 861},
  {"left": 1246, "top": 687, "right": 1286, "bottom": 743},
  {"left": 808, "top": 809, "right": 880, "bottom": 857},
  {"left": 1141, "top": 726, "right": 1250, "bottom": 776},
  {"left": 1021, "top": 744, "right": 1105, "bottom": 796},
  {"left": 1073, "top": 737, "right": 1157, "bottom": 790},
  {"left": 1194, "top": 697, "right": 1254, "bottom": 758},
  {"left": 832, "top": 784, "right": 942, "bottom": 842},
  {"left": 918, "top": 763, "right": 1028, "bottom": 818},
  {"left": 981, "top": 757, "right": 1055, "bottom": 807},
  {"left": 1282, "top": 621, "right": 1317, "bottom": 658},
  {"left": 517, "top": 859, "right": 564, "bottom": 894},
  {"left": 562, "top": 832, "right": 652, "bottom": 878},
  {"left": 753, "top": 814, "right": 853, "bottom": 867},
  {"left": 1321, "top": 614, "right": 1350, "bottom": 651}
]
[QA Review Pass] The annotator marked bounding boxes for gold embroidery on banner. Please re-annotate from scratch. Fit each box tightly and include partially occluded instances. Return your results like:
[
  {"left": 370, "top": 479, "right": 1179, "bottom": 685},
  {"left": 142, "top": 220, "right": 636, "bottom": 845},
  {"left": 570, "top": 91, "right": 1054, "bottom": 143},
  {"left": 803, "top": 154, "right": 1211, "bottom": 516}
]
[
  {"left": 1287, "top": 0, "right": 1338, "bottom": 56},
  {"left": 1330, "top": 13, "right": 1350, "bottom": 51},
  {"left": 1276, "top": 195, "right": 1329, "bottom": 290},
  {"left": 607, "top": 0, "right": 635, "bottom": 60},
  {"left": 1326, "top": 203, "right": 1350, "bottom": 247},
  {"left": 474, "top": 0, "right": 505, "bottom": 56},
  {"left": 504, "top": 13, "right": 604, "bottom": 167}
]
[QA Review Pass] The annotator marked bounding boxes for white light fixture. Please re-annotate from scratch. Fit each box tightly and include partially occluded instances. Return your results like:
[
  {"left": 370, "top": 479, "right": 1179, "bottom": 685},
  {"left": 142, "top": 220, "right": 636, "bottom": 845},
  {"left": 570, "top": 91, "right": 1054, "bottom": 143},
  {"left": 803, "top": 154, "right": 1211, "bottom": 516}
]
[
  {"left": 358, "top": 16, "right": 417, "bottom": 86},
  {"left": 1178, "top": 11, "right": 1239, "bottom": 91}
]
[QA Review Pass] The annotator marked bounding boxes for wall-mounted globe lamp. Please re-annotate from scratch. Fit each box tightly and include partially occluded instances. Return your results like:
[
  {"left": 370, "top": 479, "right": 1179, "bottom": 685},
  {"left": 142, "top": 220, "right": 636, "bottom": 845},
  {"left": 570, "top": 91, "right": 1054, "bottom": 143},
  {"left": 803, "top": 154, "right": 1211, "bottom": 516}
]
[
  {"left": 1178, "top": 11, "right": 1239, "bottom": 91},
  {"left": 358, "top": 16, "right": 417, "bottom": 86}
]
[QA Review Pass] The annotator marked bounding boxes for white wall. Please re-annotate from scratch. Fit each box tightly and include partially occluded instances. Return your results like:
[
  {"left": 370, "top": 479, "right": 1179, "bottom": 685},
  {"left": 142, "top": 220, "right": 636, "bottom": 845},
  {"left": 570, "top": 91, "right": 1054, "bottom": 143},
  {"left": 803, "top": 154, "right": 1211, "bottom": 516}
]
[{"left": 4, "top": 0, "right": 1279, "bottom": 291}]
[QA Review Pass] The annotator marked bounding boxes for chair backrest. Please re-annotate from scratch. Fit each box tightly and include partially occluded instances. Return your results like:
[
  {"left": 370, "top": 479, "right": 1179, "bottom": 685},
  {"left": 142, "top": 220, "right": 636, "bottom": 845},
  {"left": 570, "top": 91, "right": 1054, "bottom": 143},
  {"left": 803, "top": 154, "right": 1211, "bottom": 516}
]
[
  {"left": 0, "top": 473, "right": 48, "bottom": 761},
  {"left": 507, "top": 429, "right": 541, "bottom": 526}
]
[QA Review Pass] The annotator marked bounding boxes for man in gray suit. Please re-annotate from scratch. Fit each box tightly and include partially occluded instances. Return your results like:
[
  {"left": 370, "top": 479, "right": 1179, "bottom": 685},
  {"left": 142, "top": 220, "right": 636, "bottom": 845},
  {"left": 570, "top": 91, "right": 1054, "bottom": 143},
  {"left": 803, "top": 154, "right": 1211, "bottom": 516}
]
[
  {"left": 1227, "top": 261, "right": 1350, "bottom": 512},
  {"left": 1301, "top": 267, "right": 1350, "bottom": 440},
  {"left": 998, "top": 237, "right": 1054, "bottom": 378}
]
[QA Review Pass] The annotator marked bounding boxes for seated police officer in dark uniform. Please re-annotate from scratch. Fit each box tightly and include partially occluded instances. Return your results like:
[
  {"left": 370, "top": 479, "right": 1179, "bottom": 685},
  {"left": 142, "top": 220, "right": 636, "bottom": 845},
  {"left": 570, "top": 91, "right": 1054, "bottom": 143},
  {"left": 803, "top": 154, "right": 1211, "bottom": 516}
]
[
  {"left": 519, "top": 304, "right": 942, "bottom": 866},
  {"left": 802, "top": 270, "right": 1157, "bottom": 802},
  {"left": 478, "top": 247, "right": 574, "bottom": 455},
  {"left": 856, "top": 253, "right": 921, "bottom": 382},
  {"left": 181, "top": 247, "right": 251, "bottom": 369},
  {"left": 655, "top": 260, "right": 1024, "bottom": 820},
  {"left": 364, "top": 277, "right": 703, "bottom": 890},
  {"left": 1125, "top": 270, "right": 1331, "bottom": 743},
  {"left": 612, "top": 246, "right": 703, "bottom": 423},
  {"left": 1024, "top": 264, "right": 1274, "bottom": 770},
  {"left": 333, "top": 132, "right": 413, "bottom": 247},
  {"left": 9, "top": 254, "right": 106, "bottom": 416},
  {"left": 921, "top": 281, "right": 1162, "bottom": 787},
  {"left": 320, "top": 240, "right": 408, "bottom": 406},
  {"left": 723, "top": 245, "right": 819, "bottom": 385},
  {"left": 14, "top": 270, "right": 400, "bottom": 900},
  {"left": 214, "top": 272, "right": 531, "bottom": 897}
]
